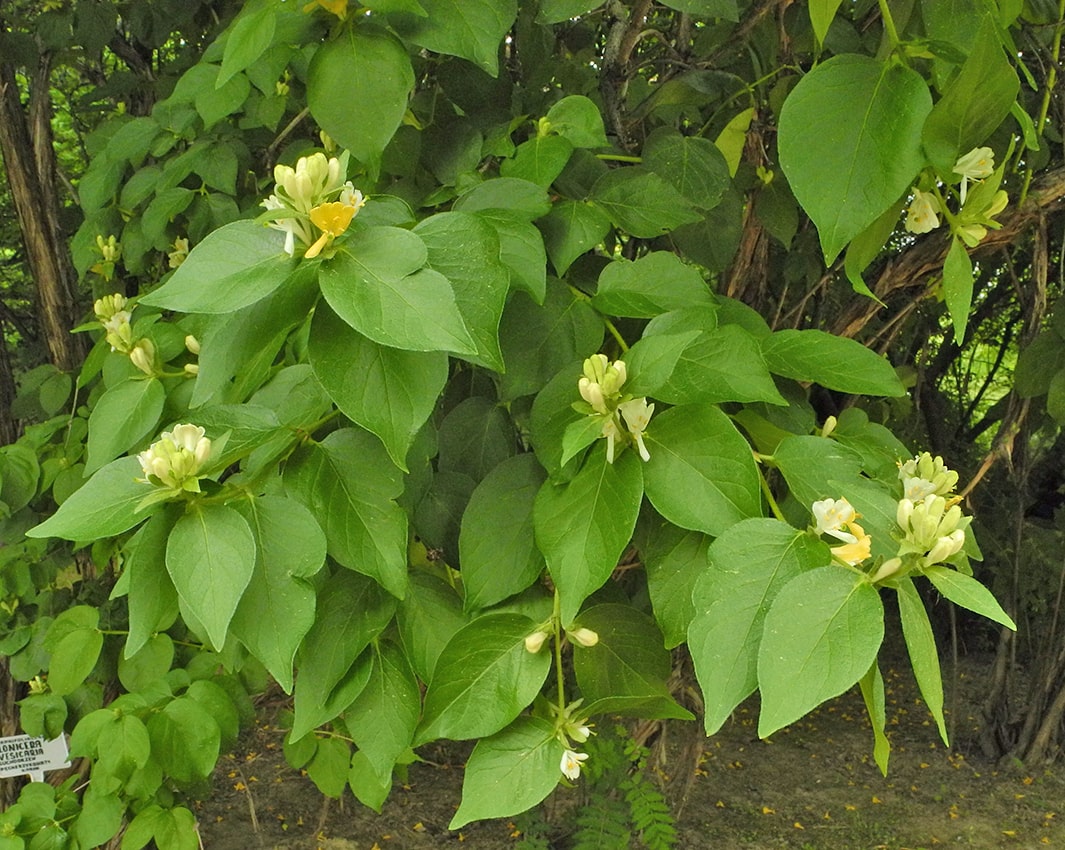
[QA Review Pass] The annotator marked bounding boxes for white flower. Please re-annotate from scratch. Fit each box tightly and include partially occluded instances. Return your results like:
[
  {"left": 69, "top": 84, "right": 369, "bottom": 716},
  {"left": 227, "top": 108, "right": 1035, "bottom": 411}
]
[
  {"left": 953, "top": 147, "right": 994, "bottom": 205},
  {"left": 560, "top": 749, "right": 588, "bottom": 780},
  {"left": 905, "top": 190, "right": 941, "bottom": 234},
  {"left": 811, "top": 498, "right": 858, "bottom": 543},
  {"left": 137, "top": 424, "right": 212, "bottom": 492},
  {"left": 618, "top": 397, "right": 654, "bottom": 462},
  {"left": 601, "top": 415, "right": 622, "bottom": 464}
]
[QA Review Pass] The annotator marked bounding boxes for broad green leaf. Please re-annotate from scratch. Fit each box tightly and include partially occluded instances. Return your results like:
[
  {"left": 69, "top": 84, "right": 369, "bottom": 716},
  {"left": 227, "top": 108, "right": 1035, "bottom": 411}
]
[
  {"left": 191, "top": 265, "right": 319, "bottom": 407},
  {"left": 761, "top": 329, "right": 905, "bottom": 396},
  {"left": 546, "top": 96, "right": 608, "bottom": 148},
  {"left": 593, "top": 252, "right": 714, "bottom": 318},
  {"left": 774, "top": 435, "right": 866, "bottom": 509},
  {"left": 165, "top": 504, "right": 256, "bottom": 651},
  {"left": 809, "top": 0, "right": 844, "bottom": 45},
  {"left": 307, "top": 737, "right": 350, "bottom": 798},
  {"left": 528, "top": 360, "right": 588, "bottom": 482},
  {"left": 74, "top": 786, "right": 125, "bottom": 849},
  {"left": 537, "top": 0, "right": 602, "bottom": 23},
  {"left": 139, "top": 221, "right": 294, "bottom": 313},
  {"left": 124, "top": 509, "right": 180, "bottom": 658},
  {"left": 757, "top": 567, "right": 884, "bottom": 736},
  {"left": 44, "top": 608, "right": 102, "bottom": 696},
  {"left": 943, "top": 237, "right": 974, "bottom": 344},
  {"left": 831, "top": 407, "right": 912, "bottom": 482},
  {"left": 590, "top": 168, "right": 701, "bottom": 237},
  {"left": 460, "top": 454, "right": 547, "bottom": 612},
  {"left": 415, "top": 212, "right": 509, "bottom": 370},
  {"left": 778, "top": 55, "right": 933, "bottom": 263},
  {"left": 394, "top": 0, "right": 517, "bottom": 76},
  {"left": 453, "top": 178, "right": 552, "bottom": 219},
  {"left": 308, "top": 25, "right": 414, "bottom": 168},
  {"left": 309, "top": 302, "right": 448, "bottom": 469},
  {"left": 17, "top": 693, "right": 67, "bottom": 740},
  {"left": 714, "top": 107, "right": 753, "bottom": 177},
  {"left": 320, "top": 228, "right": 475, "bottom": 355},
  {"left": 219, "top": 4, "right": 276, "bottom": 87},
  {"left": 574, "top": 604, "right": 693, "bottom": 719},
  {"left": 623, "top": 330, "right": 703, "bottom": 398},
  {"left": 472, "top": 210, "right": 548, "bottom": 303},
  {"left": 689, "top": 519, "right": 830, "bottom": 734},
  {"left": 643, "top": 128, "right": 731, "bottom": 210},
  {"left": 896, "top": 578, "right": 947, "bottom": 744},
  {"left": 923, "top": 566, "right": 1015, "bottom": 629},
  {"left": 1049, "top": 369, "right": 1065, "bottom": 424},
  {"left": 643, "top": 404, "right": 762, "bottom": 536},
  {"left": 500, "top": 135, "right": 575, "bottom": 187},
  {"left": 348, "top": 749, "right": 392, "bottom": 813},
  {"left": 231, "top": 496, "right": 325, "bottom": 692},
  {"left": 397, "top": 571, "right": 468, "bottom": 682},
  {"left": 85, "top": 378, "right": 164, "bottom": 474},
  {"left": 147, "top": 697, "right": 221, "bottom": 784},
  {"left": 416, "top": 613, "right": 551, "bottom": 743},
  {"left": 437, "top": 397, "right": 516, "bottom": 483},
  {"left": 345, "top": 642, "right": 420, "bottom": 781},
  {"left": 641, "top": 519, "right": 710, "bottom": 648},
  {"left": 844, "top": 199, "right": 904, "bottom": 301},
  {"left": 498, "top": 280, "right": 603, "bottom": 401},
  {"left": 283, "top": 429, "right": 408, "bottom": 598},
  {"left": 1014, "top": 330, "right": 1065, "bottom": 398},
  {"left": 859, "top": 662, "right": 891, "bottom": 776},
  {"left": 449, "top": 717, "right": 563, "bottom": 829},
  {"left": 117, "top": 634, "right": 174, "bottom": 693},
  {"left": 0, "top": 442, "right": 39, "bottom": 514},
  {"left": 27, "top": 457, "right": 158, "bottom": 541},
  {"left": 534, "top": 445, "right": 644, "bottom": 624},
  {"left": 186, "top": 404, "right": 283, "bottom": 471},
  {"left": 922, "top": 21, "right": 1019, "bottom": 175},
  {"left": 194, "top": 69, "right": 251, "bottom": 130},
  {"left": 538, "top": 200, "right": 611, "bottom": 276},
  {"left": 293, "top": 571, "right": 396, "bottom": 739},
  {"left": 560, "top": 415, "right": 604, "bottom": 467}
]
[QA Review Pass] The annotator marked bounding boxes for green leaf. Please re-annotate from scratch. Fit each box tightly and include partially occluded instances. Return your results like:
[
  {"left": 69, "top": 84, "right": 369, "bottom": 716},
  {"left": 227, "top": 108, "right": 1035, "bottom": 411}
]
[
  {"left": 592, "top": 252, "right": 714, "bottom": 318},
  {"left": 139, "top": 221, "right": 294, "bottom": 313},
  {"left": 165, "top": 504, "right": 256, "bottom": 651},
  {"left": 498, "top": 280, "right": 603, "bottom": 401},
  {"left": 922, "top": 21, "right": 1019, "bottom": 175},
  {"left": 757, "top": 567, "right": 884, "bottom": 736},
  {"left": 574, "top": 604, "right": 693, "bottom": 719},
  {"left": 231, "top": 496, "right": 325, "bottom": 693},
  {"left": 943, "top": 237, "right": 974, "bottom": 344},
  {"left": 453, "top": 178, "right": 552, "bottom": 219},
  {"left": 774, "top": 435, "right": 866, "bottom": 509},
  {"left": 85, "top": 378, "right": 164, "bottom": 475},
  {"left": 1015, "top": 330, "right": 1065, "bottom": 398},
  {"left": 194, "top": 69, "right": 250, "bottom": 130},
  {"left": 643, "top": 403, "right": 762, "bottom": 536},
  {"left": 859, "top": 662, "right": 890, "bottom": 776},
  {"left": 416, "top": 613, "right": 551, "bottom": 743},
  {"left": 147, "top": 697, "right": 221, "bottom": 784},
  {"left": 761, "top": 329, "right": 906, "bottom": 396},
  {"left": 17, "top": 693, "right": 67, "bottom": 740},
  {"left": 689, "top": 519, "right": 830, "bottom": 734},
  {"left": 27, "top": 457, "right": 158, "bottom": 541},
  {"left": 641, "top": 519, "right": 710, "bottom": 648},
  {"left": 293, "top": 571, "right": 396, "bottom": 739},
  {"left": 844, "top": 200, "right": 904, "bottom": 301},
  {"left": 345, "top": 642, "right": 420, "bottom": 781},
  {"left": 534, "top": 445, "right": 643, "bottom": 624},
  {"left": 347, "top": 749, "right": 392, "bottom": 812},
  {"left": 778, "top": 55, "right": 932, "bottom": 263},
  {"left": 415, "top": 212, "right": 509, "bottom": 370},
  {"left": 309, "top": 302, "right": 448, "bottom": 470},
  {"left": 923, "top": 566, "right": 1015, "bottom": 629},
  {"left": 307, "top": 737, "right": 351, "bottom": 798},
  {"left": 809, "top": 0, "right": 844, "bottom": 45},
  {"left": 546, "top": 96, "right": 608, "bottom": 148},
  {"left": 714, "top": 107, "right": 754, "bottom": 177},
  {"left": 397, "top": 571, "right": 468, "bottom": 682},
  {"left": 74, "top": 786, "right": 125, "bottom": 849},
  {"left": 320, "top": 228, "right": 475, "bottom": 355},
  {"left": 449, "top": 717, "right": 563, "bottom": 828},
  {"left": 219, "top": 4, "right": 276, "bottom": 87},
  {"left": 472, "top": 211, "right": 547, "bottom": 303},
  {"left": 437, "top": 397, "right": 516, "bottom": 483},
  {"left": 622, "top": 330, "right": 703, "bottom": 398},
  {"left": 124, "top": 510, "right": 180, "bottom": 658},
  {"left": 537, "top": 0, "right": 602, "bottom": 23},
  {"left": 460, "top": 454, "right": 547, "bottom": 612},
  {"left": 896, "top": 578, "right": 947, "bottom": 744},
  {"left": 501, "top": 135, "right": 575, "bottom": 187},
  {"left": 118, "top": 634, "right": 174, "bottom": 693},
  {"left": 538, "top": 199, "right": 611, "bottom": 276},
  {"left": 283, "top": 429, "right": 408, "bottom": 598},
  {"left": 590, "top": 168, "right": 701, "bottom": 238},
  {"left": 308, "top": 24, "right": 414, "bottom": 168},
  {"left": 645, "top": 316, "right": 784, "bottom": 405},
  {"left": 643, "top": 128, "right": 731, "bottom": 210},
  {"left": 394, "top": 0, "right": 517, "bottom": 76}
]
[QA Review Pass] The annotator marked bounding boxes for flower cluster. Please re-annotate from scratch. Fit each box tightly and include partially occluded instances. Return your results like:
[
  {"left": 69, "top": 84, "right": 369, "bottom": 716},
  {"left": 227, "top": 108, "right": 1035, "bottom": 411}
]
[
  {"left": 93, "top": 293, "right": 156, "bottom": 376},
  {"left": 261, "top": 152, "right": 365, "bottom": 258},
  {"left": 576, "top": 354, "right": 654, "bottom": 463},
  {"left": 810, "top": 453, "right": 970, "bottom": 583},
  {"left": 137, "top": 424, "right": 212, "bottom": 493},
  {"left": 168, "top": 236, "right": 189, "bottom": 269},
  {"left": 90, "top": 234, "right": 121, "bottom": 281},
  {"left": 904, "top": 147, "right": 1008, "bottom": 246}
]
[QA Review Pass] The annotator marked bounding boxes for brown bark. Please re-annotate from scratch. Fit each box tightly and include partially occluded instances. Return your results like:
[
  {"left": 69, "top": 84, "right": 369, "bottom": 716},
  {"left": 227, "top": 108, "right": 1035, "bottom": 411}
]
[{"left": 0, "top": 56, "right": 85, "bottom": 372}]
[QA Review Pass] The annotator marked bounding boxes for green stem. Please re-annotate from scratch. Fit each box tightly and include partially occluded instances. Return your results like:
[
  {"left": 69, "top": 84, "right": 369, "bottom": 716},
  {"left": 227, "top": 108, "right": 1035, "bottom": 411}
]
[
  {"left": 596, "top": 153, "right": 642, "bottom": 163},
  {"left": 552, "top": 588, "right": 566, "bottom": 713},
  {"left": 1020, "top": 0, "right": 1065, "bottom": 202},
  {"left": 604, "top": 318, "right": 630, "bottom": 353},
  {"left": 877, "top": 0, "right": 902, "bottom": 50},
  {"left": 757, "top": 466, "right": 786, "bottom": 521}
]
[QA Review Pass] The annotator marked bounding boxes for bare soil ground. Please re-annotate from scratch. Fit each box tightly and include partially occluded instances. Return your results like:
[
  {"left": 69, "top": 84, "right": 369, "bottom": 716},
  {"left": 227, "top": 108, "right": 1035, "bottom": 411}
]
[{"left": 197, "top": 659, "right": 1064, "bottom": 850}]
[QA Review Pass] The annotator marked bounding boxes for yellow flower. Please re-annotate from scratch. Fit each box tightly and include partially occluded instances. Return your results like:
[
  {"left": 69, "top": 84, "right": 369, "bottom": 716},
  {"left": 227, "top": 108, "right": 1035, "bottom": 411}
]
[
  {"left": 302, "top": 0, "right": 347, "bottom": 17},
  {"left": 305, "top": 198, "right": 361, "bottom": 258},
  {"left": 830, "top": 522, "right": 872, "bottom": 566}
]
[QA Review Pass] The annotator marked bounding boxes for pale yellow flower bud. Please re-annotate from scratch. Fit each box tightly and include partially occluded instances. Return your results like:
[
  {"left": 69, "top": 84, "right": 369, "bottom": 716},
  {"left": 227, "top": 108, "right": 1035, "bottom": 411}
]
[
  {"left": 568, "top": 627, "right": 599, "bottom": 647},
  {"left": 184, "top": 335, "right": 201, "bottom": 355},
  {"left": 129, "top": 339, "right": 156, "bottom": 375},
  {"left": 524, "top": 630, "right": 549, "bottom": 654}
]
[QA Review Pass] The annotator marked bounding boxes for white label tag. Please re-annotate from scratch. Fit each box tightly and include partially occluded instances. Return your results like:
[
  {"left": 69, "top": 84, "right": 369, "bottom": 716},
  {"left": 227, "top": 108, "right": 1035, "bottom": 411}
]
[{"left": 0, "top": 735, "right": 71, "bottom": 781}]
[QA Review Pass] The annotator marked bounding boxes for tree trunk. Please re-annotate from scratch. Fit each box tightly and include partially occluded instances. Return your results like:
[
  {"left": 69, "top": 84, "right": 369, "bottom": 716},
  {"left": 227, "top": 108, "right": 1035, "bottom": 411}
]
[{"left": 0, "top": 54, "right": 85, "bottom": 372}]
